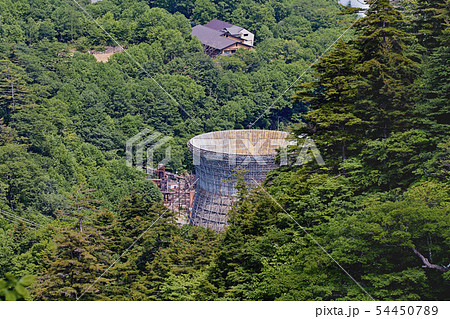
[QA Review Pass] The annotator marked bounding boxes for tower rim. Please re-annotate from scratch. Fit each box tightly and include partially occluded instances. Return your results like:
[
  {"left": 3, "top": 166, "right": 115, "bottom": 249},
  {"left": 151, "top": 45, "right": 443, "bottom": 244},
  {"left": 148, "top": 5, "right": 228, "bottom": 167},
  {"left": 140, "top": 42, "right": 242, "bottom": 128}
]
[{"left": 187, "top": 129, "right": 290, "bottom": 157}]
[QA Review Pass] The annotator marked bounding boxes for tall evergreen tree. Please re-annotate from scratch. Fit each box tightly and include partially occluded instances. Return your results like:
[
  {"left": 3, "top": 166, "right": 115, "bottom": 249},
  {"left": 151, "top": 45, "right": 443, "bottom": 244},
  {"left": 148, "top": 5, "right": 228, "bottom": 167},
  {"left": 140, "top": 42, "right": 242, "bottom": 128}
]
[
  {"left": 292, "top": 41, "right": 363, "bottom": 165},
  {"left": 415, "top": 0, "right": 450, "bottom": 136},
  {"left": 34, "top": 185, "right": 112, "bottom": 300},
  {"left": 0, "top": 58, "right": 31, "bottom": 126},
  {"left": 414, "top": 0, "right": 449, "bottom": 52},
  {"left": 353, "top": 0, "right": 419, "bottom": 139},
  {"left": 34, "top": 225, "right": 111, "bottom": 300},
  {"left": 103, "top": 192, "right": 177, "bottom": 300}
]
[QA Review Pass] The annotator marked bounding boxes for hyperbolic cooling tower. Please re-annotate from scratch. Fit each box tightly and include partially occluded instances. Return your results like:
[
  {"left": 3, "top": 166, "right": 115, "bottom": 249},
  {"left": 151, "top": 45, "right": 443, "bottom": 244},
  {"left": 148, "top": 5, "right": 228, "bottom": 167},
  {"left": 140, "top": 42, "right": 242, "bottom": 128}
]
[{"left": 188, "top": 129, "right": 290, "bottom": 231}]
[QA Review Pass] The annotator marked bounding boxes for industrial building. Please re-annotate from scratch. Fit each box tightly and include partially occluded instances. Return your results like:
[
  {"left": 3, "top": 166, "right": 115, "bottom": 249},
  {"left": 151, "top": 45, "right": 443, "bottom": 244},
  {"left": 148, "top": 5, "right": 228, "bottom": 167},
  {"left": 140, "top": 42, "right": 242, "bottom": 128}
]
[{"left": 188, "top": 129, "right": 290, "bottom": 231}]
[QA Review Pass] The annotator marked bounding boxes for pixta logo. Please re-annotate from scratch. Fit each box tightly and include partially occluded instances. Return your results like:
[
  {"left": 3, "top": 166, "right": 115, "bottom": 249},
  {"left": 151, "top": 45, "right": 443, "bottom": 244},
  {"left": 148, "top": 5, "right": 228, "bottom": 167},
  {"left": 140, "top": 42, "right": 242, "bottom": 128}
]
[
  {"left": 190, "top": 133, "right": 324, "bottom": 167},
  {"left": 126, "top": 129, "right": 172, "bottom": 171},
  {"left": 294, "top": 137, "right": 325, "bottom": 166}
]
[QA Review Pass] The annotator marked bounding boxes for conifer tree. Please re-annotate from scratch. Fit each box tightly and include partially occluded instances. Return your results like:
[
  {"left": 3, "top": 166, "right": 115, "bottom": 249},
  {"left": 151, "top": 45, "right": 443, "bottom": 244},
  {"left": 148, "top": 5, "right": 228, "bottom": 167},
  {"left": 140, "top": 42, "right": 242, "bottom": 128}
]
[
  {"left": 34, "top": 185, "right": 111, "bottom": 300},
  {"left": 352, "top": 0, "right": 419, "bottom": 139},
  {"left": 414, "top": 0, "right": 449, "bottom": 52},
  {"left": 0, "top": 59, "right": 31, "bottom": 126},
  {"left": 104, "top": 192, "right": 177, "bottom": 300},
  {"left": 415, "top": 0, "right": 450, "bottom": 136},
  {"left": 292, "top": 41, "right": 363, "bottom": 165},
  {"left": 34, "top": 226, "right": 111, "bottom": 300},
  {"left": 293, "top": 0, "right": 420, "bottom": 172}
]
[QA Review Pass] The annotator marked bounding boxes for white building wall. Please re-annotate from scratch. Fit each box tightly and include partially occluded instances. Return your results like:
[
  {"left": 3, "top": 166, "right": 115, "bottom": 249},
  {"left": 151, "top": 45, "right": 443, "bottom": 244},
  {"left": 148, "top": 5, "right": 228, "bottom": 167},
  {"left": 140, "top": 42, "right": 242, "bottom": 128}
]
[
  {"left": 338, "top": 0, "right": 369, "bottom": 9},
  {"left": 238, "top": 29, "right": 254, "bottom": 47}
]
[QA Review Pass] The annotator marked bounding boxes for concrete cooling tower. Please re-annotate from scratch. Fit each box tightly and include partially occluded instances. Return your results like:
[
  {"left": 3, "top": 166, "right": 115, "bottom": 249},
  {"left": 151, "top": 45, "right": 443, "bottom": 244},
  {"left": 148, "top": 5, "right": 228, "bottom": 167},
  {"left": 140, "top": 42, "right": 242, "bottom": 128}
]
[{"left": 188, "top": 129, "right": 290, "bottom": 231}]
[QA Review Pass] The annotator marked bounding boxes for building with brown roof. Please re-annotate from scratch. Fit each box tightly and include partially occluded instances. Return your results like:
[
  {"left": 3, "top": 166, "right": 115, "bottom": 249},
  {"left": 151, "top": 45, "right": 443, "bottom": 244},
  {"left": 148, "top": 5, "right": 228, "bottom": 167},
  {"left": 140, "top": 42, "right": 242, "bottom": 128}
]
[{"left": 191, "top": 19, "right": 254, "bottom": 57}]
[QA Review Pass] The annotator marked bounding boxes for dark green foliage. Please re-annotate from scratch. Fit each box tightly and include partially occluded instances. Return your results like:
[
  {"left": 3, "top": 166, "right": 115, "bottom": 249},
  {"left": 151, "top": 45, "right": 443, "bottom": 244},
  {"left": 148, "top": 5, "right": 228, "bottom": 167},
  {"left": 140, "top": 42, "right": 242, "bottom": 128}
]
[
  {"left": 33, "top": 185, "right": 112, "bottom": 300},
  {"left": 292, "top": 41, "right": 362, "bottom": 165},
  {"left": 33, "top": 225, "right": 111, "bottom": 301},
  {"left": 208, "top": 0, "right": 449, "bottom": 301},
  {"left": 142, "top": 225, "right": 218, "bottom": 300},
  {"left": 293, "top": 0, "right": 420, "bottom": 170},
  {"left": 415, "top": 1, "right": 450, "bottom": 137},
  {"left": 353, "top": 0, "right": 419, "bottom": 139}
]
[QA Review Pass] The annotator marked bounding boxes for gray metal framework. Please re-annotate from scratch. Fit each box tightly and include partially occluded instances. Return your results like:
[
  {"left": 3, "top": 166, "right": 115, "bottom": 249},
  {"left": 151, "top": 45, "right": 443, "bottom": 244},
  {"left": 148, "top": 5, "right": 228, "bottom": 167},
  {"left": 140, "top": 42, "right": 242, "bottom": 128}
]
[{"left": 188, "top": 130, "right": 290, "bottom": 231}]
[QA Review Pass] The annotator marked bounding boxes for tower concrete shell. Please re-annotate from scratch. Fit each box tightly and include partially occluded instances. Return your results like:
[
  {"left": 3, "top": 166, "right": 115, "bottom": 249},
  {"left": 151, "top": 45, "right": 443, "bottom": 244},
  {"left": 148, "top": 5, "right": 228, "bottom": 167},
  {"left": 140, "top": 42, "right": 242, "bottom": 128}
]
[{"left": 188, "top": 129, "right": 290, "bottom": 231}]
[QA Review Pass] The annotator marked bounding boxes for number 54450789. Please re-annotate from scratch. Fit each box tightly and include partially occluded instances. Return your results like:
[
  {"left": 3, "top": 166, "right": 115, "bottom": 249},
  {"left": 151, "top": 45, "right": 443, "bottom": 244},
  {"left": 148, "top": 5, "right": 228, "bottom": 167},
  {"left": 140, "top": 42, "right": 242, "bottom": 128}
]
[{"left": 376, "top": 306, "right": 438, "bottom": 316}]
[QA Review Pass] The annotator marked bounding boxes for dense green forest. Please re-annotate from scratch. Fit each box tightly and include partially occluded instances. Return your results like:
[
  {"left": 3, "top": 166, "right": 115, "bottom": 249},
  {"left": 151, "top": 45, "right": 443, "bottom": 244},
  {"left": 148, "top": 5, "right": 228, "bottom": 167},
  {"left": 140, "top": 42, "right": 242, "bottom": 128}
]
[{"left": 0, "top": 0, "right": 449, "bottom": 301}]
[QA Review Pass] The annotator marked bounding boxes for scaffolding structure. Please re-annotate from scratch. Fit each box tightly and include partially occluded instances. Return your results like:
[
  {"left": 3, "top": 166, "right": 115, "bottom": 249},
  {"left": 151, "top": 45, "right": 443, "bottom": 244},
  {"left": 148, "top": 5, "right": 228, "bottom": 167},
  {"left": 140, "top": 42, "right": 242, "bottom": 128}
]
[
  {"left": 188, "top": 129, "right": 290, "bottom": 231},
  {"left": 147, "top": 165, "right": 196, "bottom": 224}
]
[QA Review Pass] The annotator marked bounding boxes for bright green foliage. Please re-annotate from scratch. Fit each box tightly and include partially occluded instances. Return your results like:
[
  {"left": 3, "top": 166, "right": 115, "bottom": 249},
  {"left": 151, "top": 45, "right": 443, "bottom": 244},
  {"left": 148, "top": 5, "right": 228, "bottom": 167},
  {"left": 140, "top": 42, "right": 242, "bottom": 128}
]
[
  {"left": 208, "top": 185, "right": 290, "bottom": 300},
  {"left": 323, "top": 181, "right": 450, "bottom": 300},
  {"left": 210, "top": 177, "right": 449, "bottom": 300},
  {"left": 192, "top": 0, "right": 218, "bottom": 24},
  {"left": 207, "top": 0, "right": 449, "bottom": 301},
  {"left": 0, "top": 273, "right": 35, "bottom": 301},
  {"left": 0, "top": 58, "right": 31, "bottom": 125},
  {"left": 0, "top": 144, "right": 45, "bottom": 210},
  {"left": 356, "top": 129, "right": 439, "bottom": 190}
]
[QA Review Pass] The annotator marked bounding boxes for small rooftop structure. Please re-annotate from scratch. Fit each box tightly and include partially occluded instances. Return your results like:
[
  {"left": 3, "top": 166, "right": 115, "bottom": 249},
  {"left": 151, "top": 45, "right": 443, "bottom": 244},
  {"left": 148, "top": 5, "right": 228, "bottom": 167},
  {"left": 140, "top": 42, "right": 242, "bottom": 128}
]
[{"left": 191, "top": 19, "right": 254, "bottom": 57}]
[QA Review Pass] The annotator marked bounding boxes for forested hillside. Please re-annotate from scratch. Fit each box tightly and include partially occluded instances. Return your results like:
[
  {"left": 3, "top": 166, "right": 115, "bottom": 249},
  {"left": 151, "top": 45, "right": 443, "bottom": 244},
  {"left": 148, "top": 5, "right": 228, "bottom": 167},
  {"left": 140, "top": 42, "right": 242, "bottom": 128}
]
[{"left": 0, "top": 0, "right": 449, "bottom": 301}]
